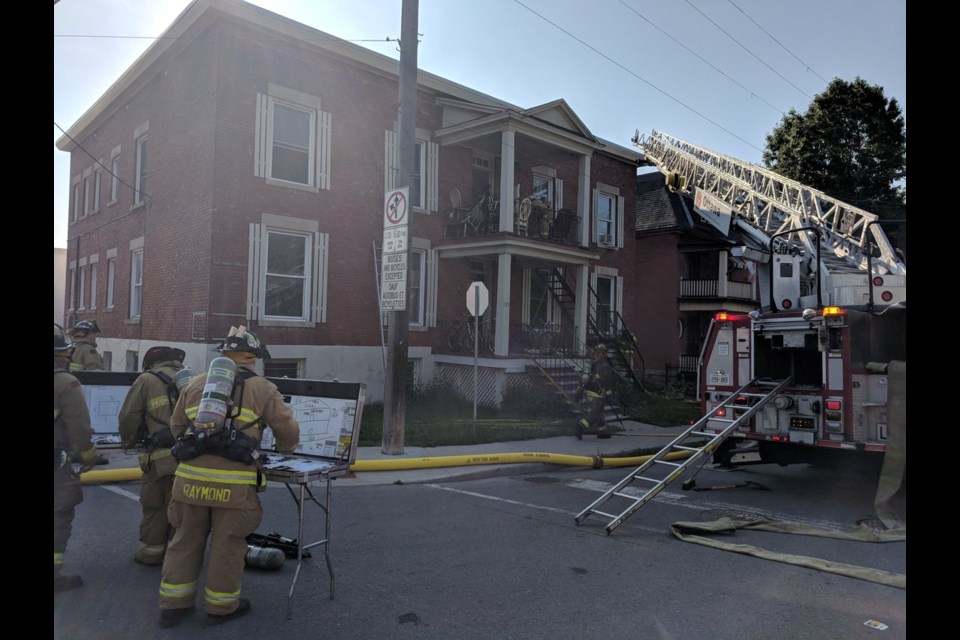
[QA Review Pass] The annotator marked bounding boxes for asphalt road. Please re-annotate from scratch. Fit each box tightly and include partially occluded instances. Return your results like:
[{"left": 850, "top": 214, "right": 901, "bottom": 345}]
[{"left": 54, "top": 456, "right": 906, "bottom": 640}]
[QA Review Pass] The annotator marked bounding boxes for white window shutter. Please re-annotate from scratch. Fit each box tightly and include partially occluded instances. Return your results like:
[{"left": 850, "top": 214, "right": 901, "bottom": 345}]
[
  {"left": 521, "top": 270, "right": 531, "bottom": 325},
  {"left": 426, "top": 248, "right": 438, "bottom": 327},
  {"left": 617, "top": 195, "right": 625, "bottom": 248},
  {"left": 384, "top": 130, "right": 398, "bottom": 190},
  {"left": 254, "top": 93, "right": 268, "bottom": 178},
  {"left": 247, "top": 223, "right": 261, "bottom": 320},
  {"left": 427, "top": 141, "right": 439, "bottom": 212},
  {"left": 314, "top": 232, "right": 329, "bottom": 323},
  {"left": 317, "top": 110, "right": 332, "bottom": 190},
  {"left": 591, "top": 189, "right": 599, "bottom": 244},
  {"left": 555, "top": 178, "right": 563, "bottom": 210}
]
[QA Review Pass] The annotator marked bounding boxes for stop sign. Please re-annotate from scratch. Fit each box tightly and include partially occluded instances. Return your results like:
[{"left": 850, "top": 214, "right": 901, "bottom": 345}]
[{"left": 466, "top": 281, "right": 489, "bottom": 316}]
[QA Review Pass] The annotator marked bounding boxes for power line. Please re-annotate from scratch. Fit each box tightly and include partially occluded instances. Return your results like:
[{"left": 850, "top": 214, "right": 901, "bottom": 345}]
[
  {"left": 681, "top": 0, "right": 813, "bottom": 100},
  {"left": 512, "top": 0, "right": 763, "bottom": 154},
  {"left": 54, "top": 121, "right": 149, "bottom": 203},
  {"left": 726, "top": 0, "right": 830, "bottom": 85},
  {"left": 54, "top": 33, "right": 400, "bottom": 43},
  {"left": 616, "top": 0, "right": 784, "bottom": 117}
]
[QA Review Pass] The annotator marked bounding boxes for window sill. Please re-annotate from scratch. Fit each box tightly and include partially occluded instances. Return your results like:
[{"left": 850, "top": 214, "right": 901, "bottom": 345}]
[
  {"left": 129, "top": 201, "right": 147, "bottom": 212},
  {"left": 265, "top": 178, "right": 319, "bottom": 194},
  {"left": 107, "top": 199, "right": 118, "bottom": 208},
  {"left": 256, "top": 318, "right": 316, "bottom": 328},
  {"left": 124, "top": 318, "right": 141, "bottom": 325}
]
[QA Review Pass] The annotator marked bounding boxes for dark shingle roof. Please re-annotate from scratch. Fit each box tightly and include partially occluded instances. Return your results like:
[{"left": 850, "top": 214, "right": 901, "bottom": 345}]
[{"left": 635, "top": 172, "right": 689, "bottom": 234}]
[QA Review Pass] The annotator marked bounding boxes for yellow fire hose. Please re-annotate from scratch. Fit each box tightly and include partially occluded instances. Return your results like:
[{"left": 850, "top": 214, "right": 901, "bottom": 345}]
[{"left": 80, "top": 450, "right": 693, "bottom": 485}]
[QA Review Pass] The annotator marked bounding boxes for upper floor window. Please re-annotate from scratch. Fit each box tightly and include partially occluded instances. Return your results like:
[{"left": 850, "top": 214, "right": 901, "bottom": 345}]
[
  {"left": 68, "top": 267, "right": 77, "bottom": 311},
  {"left": 89, "top": 261, "right": 98, "bottom": 310},
  {"left": 72, "top": 181, "right": 81, "bottom": 223},
  {"left": 384, "top": 127, "right": 438, "bottom": 213},
  {"left": 110, "top": 152, "right": 121, "bottom": 203},
  {"left": 592, "top": 183, "right": 624, "bottom": 249},
  {"left": 82, "top": 175, "right": 91, "bottom": 217},
  {"left": 129, "top": 248, "right": 143, "bottom": 319},
  {"left": 106, "top": 256, "right": 117, "bottom": 309},
  {"left": 255, "top": 85, "right": 331, "bottom": 190},
  {"left": 247, "top": 214, "right": 329, "bottom": 327},
  {"left": 134, "top": 134, "right": 148, "bottom": 205},
  {"left": 92, "top": 169, "right": 102, "bottom": 213},
  {"left": 77, "top": 265, "right": 86, "bottom": 310}
]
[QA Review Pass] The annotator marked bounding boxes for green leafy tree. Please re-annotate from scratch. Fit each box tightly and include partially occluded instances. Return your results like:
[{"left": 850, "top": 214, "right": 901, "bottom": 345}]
[{"left": 763, "top": 77, "right": 906, "bottom": 222}]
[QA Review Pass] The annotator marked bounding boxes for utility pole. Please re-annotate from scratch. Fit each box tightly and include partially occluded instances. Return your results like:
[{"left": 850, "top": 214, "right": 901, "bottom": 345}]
[{"left": 382, "top": 0, "right": 418, "bottom": 455}]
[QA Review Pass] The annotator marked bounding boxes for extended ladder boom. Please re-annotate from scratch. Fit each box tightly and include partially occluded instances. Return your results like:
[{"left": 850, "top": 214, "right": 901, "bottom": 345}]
[{"left": 633, "top": 130, "right": 905, "bottom": 278}]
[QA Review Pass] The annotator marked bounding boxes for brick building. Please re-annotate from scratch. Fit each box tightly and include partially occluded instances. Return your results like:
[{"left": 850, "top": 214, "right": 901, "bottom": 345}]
[{"left": 56, "top": 0, "right": 658, "bottom": 404}]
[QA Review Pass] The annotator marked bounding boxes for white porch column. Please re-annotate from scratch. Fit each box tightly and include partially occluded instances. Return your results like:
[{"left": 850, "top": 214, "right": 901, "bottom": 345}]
[
  {"left": 494, "top": 253, "right": 512, "bottom": 355},
  {"left": 578, "top": 154, "right": 591, "bottom": 247},
  {"left": 499, "top": 130, "right": 515, "bottom": 233},
  {"left": 575, "top": 264, "right": 589, "bottom": 350}
]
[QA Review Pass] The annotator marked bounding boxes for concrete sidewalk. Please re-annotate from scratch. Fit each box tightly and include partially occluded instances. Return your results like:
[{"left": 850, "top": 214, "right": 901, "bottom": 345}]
[{"left": 92, "top": 420, "right": 689, "bottom": 486}]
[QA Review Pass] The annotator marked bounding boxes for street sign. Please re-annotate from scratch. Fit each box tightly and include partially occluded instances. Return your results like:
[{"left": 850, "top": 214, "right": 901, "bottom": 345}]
[
  {"left": 466, "top": 281, "right": 489, "bottom": 316},
  {"left": 384, "top": 188, "right": 409, "bottom": 228},
  {"left": 382, "top": 225, "right": 407, "bottom": 253},
  {"left": 380, "top": 251, "right": 407, "bottom": 311}
]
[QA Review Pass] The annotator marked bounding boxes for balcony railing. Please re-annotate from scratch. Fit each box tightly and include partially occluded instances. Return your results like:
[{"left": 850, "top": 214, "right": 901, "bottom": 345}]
[
  {"left": 443, "top": 198, "right": 581, "bottom": 247},
  {"left": 679, "top": 278, "right": 754, "bottom": 300}
]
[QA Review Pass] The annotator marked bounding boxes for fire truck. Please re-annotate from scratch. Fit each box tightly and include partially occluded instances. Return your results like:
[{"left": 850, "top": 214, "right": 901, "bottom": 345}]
[{"left": 638, "top": 130, "right": 906, "bottom": 466}]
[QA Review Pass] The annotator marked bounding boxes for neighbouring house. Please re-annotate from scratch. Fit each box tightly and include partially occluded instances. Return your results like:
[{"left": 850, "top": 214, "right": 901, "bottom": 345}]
[
  {"left": 633, "top": 170, "right": 759, "bottom": 388},
  {"left": 56, "top": 0, "right": 658, "bottom": 404},
  {"left": 54, "top": 246, "right": 67, "bottom": 328}
]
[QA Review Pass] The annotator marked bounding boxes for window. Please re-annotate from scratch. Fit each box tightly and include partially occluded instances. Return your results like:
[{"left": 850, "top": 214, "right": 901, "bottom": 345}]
[
  {"left": 89, "top": 262, "right": 98, "bottom": 310},
  {"left": 92, "top": 169, "right": 102, "bottom": 213},
  {"left": 129, "top": 249, "right": 143, "bottom": 319},
  {"left": 125, "top": 350, "right": 139, "bottom": 373},
  {"left": 102, "top": 352, "right": 112, "bottom": 372},
  {"left": 532, "top": 167, "right": 562, "bottom": 211},
  {"left": 82, "top": 176, "right": 91, "bottom": 217},
  {"left": 134, "top": 134, "right": 147, "bottom": 205},
  {"left": 384, "top": 127, "right": 438, "bottom": 212},
  {"left": 110, "top": 154, "right": 120, "bottom": 202},
  {"left": 68, "top": 267, "right": 77, "bottom": 311},
  {"left": 77, "top": 266, "right": 86, "bottom": 310},
  {"left": 592, "top": 183, "right": 624, "bottom": 248},
  {"left": 264, "top": 359, "right": 303, "bottom": 378},
  {"left": 106, "top": 257, "right": 116, "bottom": 309},
  {"left": 255, "top": 85, "right": 331, "bottom": 190},
  {"left": 248, "top": 214, "right": 329, "bottom": 327},
  {"left": 72, "top": 182, "right": 80, "bottom": 223}
]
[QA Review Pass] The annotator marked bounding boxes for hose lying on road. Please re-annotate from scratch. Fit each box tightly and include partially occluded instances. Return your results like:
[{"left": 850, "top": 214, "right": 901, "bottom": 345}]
[{"left": 79, "top": 450, "right": 693, "bottom": 485}]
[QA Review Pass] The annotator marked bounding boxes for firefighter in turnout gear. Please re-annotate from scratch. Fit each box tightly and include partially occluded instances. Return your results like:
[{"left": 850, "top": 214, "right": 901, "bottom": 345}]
[
  {"left": 69, "top": 319, "right": 105, "bottom": 371},
  {"left": 54, "top": 323, "right": 102, "bottom": 592},
  {"left": 118, "top": 346, "right": 189, "bottom": 566},
  {"left": 158, "top": 326, "right": 299, "bottom": 628},
  {"left": 576, "top": 345, "right": 612, "bottom": 439}
]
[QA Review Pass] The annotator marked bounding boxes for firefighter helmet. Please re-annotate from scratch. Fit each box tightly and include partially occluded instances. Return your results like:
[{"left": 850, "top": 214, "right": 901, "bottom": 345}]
[
  {"left": 143, "top": 346, "right": 186, "bottom": 370},
  {"left": 214, "top": 326, "right": 270, "bottom": 359},
  {"left": 70, "top": 319, "right": 101, "bottom": 335},
  {"left": 54, "top": 323, "right": 73, "bottom": 353}
]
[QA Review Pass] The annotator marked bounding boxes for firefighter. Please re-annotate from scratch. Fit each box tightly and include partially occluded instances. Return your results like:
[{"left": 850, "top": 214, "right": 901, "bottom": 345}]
[
  {"left": 69, "top": 319, "right": 105, "bottom": 371},
  {"left": 576, "top": 345, "right": 612, "bottom": 439},
  {"left": 118, "top": 346, "right": 188, "bottom": 566},
  {"left": 54, "top": 323, "right": 103, "bottom": 592},
  {"left": 158, "top": 326, "right": 300, "bottom": 628}
]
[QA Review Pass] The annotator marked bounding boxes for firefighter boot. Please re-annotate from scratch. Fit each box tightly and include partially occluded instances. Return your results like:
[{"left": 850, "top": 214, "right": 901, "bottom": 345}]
[
  {"left": 596, "top": 425, "right": 611, "bottom": 439},
  {"left": 159, "top": 606, "right": 196, "bottom": 629},
  {"left": 206, "top": 598, "right": 251, "bottom": 626},
  {"left": 54, "top": 569, "right": 83, "bottom": 593}
]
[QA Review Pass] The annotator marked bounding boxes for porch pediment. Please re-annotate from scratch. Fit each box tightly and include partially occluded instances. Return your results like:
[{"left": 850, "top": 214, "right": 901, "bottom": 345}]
[{"left": 435, "top": 97, "right": 601, "bottom": 155}]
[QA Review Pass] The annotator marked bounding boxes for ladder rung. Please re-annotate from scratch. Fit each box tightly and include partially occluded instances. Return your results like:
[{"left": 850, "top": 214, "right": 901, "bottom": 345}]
[
  {"left": 741, "top": 392, "right": 768, "bottom": 398},
  {"left": 632, "top": 475, "right": 660, "bottom": 483},
  {"left": 591, "top": 510, "right": 618, "bottom": 519},
  {"left": 707, "top": 418, "right": 735, "bottom": 423},
  {"left": 613, "top": 492, "right": 643, "bottom": 501},
  {"left": 727, "top": 405, "right": 753, "bottom": 410},
  {"left": 653, "top": 459, "right": 682, "bottom": 468},
  {"left": 691, "top": 431, "right": 719, "bottom": 437},
  {"left": 674, "top": 445, "right": 703, "bottom": 452}
]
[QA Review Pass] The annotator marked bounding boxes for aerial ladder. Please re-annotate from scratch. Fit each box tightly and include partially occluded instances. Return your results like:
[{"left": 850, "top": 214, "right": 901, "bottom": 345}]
[
  {"left": 575, "top": 377, "right": 791, "bottom": 534},
  {"left": 630, "top": 130, "right": 905, "bottom": 310}
]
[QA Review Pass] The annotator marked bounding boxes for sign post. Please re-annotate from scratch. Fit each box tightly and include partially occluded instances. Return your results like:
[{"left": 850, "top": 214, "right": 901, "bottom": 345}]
[{"left": 466, "top": 281, "right": 489, "bottom": 437}]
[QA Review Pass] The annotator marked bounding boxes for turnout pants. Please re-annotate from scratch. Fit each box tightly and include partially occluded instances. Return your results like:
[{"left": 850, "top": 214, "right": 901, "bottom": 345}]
[{"left": 54, "top": 468, "right": 83, "bottom": 574}]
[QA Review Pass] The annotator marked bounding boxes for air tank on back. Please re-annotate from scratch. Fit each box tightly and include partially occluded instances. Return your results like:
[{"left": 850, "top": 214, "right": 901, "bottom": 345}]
[{"left": 194, "top": 357, "right": 237, "bottom": 432}]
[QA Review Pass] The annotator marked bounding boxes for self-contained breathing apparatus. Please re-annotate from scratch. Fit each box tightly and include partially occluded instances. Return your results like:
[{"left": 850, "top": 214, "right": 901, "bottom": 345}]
[{"left": 170, "top": 367, "right": 262, "bottom": 465}]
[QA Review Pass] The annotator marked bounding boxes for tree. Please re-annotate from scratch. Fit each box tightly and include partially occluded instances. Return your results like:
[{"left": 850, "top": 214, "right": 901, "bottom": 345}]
[{"left": 763, "top": 77, "right": 906, "bottom": 222}]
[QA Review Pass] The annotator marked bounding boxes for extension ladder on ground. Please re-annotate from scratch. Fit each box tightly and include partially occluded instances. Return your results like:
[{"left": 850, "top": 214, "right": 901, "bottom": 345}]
[{"left": 574, "top": 377, "right": 792, "bottom": 535}]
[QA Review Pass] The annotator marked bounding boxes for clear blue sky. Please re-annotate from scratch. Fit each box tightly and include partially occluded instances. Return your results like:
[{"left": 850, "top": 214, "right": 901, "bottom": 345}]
[{"left": 54, "top": 0, "right": 906, "bottom": 248}]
